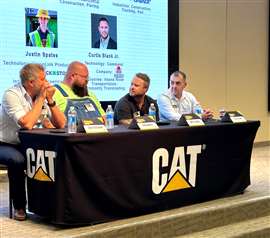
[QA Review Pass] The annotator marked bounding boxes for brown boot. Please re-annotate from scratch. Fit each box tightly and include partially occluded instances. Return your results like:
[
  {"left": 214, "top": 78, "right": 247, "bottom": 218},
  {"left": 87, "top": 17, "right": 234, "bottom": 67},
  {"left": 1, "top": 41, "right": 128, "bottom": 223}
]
[{"left": 14, "top": 209, "right": 26, "bottom": 221}]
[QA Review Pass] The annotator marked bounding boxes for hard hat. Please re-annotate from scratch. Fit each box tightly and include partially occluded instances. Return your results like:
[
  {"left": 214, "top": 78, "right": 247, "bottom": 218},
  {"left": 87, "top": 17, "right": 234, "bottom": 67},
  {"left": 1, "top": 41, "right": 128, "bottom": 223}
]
[{"left": 36, "top": 9, "right": 50, "bottom": 19}]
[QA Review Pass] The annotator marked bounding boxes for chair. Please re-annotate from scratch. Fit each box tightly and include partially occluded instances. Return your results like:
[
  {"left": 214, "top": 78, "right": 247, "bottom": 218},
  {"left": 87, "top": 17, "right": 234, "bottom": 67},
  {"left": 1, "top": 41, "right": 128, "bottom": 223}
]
[{"left": 0, "top": 164, "right": 13, "bottom": 218}]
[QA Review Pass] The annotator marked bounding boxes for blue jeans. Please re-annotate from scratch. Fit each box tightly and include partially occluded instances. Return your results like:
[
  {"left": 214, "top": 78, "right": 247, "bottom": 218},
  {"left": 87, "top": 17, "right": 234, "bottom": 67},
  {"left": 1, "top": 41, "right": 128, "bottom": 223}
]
[{"left": 0, "top": 144, "right": 26, "bottom": 210}]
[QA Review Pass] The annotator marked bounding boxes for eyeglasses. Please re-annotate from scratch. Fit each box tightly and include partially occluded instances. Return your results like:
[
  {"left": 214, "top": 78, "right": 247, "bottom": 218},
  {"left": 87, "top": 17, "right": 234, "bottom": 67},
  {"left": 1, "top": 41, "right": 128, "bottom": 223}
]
[{"left": 74, "top": 73, "right": 89, "bottom": 81}]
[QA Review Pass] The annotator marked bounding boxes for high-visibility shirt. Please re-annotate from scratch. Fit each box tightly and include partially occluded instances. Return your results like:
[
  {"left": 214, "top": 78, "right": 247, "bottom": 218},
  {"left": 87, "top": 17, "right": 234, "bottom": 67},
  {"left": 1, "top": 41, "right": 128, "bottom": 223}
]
[
  {"left": 29, "top": 30, "right": 55, "bottom": 47},
  {"left": 53, "top": 83, "right": 105, "bottom": 117}
]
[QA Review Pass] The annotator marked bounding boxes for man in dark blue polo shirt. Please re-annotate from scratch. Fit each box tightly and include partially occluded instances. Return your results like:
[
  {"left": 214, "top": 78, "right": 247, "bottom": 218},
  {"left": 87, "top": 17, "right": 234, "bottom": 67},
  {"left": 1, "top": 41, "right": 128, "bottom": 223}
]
[{"left": 114, "top": 73, "right": 159, "bottom": 125}]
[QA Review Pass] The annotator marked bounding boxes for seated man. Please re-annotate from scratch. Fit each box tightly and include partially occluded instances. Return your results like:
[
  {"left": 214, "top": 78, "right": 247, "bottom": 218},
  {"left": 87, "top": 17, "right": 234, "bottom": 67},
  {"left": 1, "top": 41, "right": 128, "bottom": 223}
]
[
  {"left": 0, "top": 63, "right": 66, "bottom": 220},
  {"left": 157, "top": 70, "right": 213, "bottom": 121},
  {"left": 114, "top": 73, "right": 159, "bottom": 125},
  {"left": 54, "top": 61, "right": 105, "bottom": 121}
]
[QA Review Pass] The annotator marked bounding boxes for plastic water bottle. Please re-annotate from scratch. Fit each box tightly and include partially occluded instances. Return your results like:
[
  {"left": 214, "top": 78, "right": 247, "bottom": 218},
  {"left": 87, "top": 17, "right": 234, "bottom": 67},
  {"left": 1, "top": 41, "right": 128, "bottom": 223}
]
[
  {"left": 148, "top": 103, "right": 157, "bottom": 121},
  {"left": 36, "top": 105, "right": 47, "bottom": 128},
  {"left": 105, "top": 105, "right": 114, "bottom": 129},
  {"left": 219, "top": 108, "right": 226, "bottom": 119},
  {"left": 67, "top": 106, "right": 77, "bottom": 133},
  {"left": 194, "top": 104, "right": 203, "bottom": 118}
]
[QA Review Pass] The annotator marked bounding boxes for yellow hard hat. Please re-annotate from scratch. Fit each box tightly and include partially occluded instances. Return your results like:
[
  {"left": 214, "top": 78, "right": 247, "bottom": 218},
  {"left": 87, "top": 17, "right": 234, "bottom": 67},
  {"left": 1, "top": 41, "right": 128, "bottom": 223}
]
[{"left": 36, "top": 9, "right": 50, "bottom": 19}]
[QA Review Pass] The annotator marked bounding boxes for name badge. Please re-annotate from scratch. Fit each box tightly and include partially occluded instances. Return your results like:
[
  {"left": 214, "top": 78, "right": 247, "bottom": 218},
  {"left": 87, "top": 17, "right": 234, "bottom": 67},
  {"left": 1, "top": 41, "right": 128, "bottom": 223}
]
[
  {"left": 221, "top": 111, "right": 247, "bottom": 123},
  {"left": 84, "top": 103, "right": 96, "bottom": 112},
  {"left": 82, "top": 118, "right": 108, "bottom": 133},
  {"left": 129, "top": 115, "right": 159, "bottom": 130},
  {"left": 178, "top": 114, "right": 205, "bottom": 126}
]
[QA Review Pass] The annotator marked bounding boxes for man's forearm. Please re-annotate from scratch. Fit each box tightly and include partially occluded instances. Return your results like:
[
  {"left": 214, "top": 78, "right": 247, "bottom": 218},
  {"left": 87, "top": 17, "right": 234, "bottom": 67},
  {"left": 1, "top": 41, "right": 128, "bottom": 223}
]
[{"left": 49, "top": 104, "right": 66, "bottom": 128}]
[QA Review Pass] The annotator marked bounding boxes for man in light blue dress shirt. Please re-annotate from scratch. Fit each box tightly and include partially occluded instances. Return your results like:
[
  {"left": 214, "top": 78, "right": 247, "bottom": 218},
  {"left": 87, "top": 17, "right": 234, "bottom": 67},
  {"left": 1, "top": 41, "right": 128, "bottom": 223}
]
[{"left": 158, "top": 70, "right": 213, "bottom": 121}]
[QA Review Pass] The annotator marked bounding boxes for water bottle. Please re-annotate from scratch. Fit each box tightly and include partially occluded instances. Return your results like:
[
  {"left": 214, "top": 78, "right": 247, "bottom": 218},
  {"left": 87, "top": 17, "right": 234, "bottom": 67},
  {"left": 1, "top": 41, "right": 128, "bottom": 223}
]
[
  {"left": 105, "top": 105, "right": 114, "bottom": 129},
  {"left": 36, "top": 105, "right": 47, "bottom": 128},
  {"left": 219, "top": 108, "right": 226, "bottom": 119},
  {"left": 194, "top": 104, "right": 203, "bottom": 118},
  {"left": 148, "top": 103, "right": 157, "bottom": 121},
  {"left": 67, "top": 106, "right": 77, "bottom": 133}
]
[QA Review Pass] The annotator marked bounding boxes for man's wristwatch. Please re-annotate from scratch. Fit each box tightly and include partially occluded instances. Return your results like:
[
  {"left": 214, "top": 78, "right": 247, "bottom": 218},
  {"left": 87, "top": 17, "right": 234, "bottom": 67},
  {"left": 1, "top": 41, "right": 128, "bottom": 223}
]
[{"left": 47, "top": 101, "right": 56, "bottom": 107}]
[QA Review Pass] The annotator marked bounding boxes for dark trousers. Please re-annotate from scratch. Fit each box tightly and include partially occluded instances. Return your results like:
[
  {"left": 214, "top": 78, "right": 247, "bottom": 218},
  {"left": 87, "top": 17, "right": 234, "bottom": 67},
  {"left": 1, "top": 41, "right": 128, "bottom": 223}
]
[{"left": 0, "top": 143, "right": 26, "bottom": 210}]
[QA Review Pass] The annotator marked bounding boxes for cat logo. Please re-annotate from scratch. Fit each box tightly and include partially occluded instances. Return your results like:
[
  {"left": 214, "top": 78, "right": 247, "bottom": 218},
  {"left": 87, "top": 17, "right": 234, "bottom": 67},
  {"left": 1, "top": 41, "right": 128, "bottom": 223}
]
[
  {"left": 26, "top": 148, "right": 56, "bottom": 182},
  {"left": 152, "top": 145, "right": 202, "bottom": 194}
]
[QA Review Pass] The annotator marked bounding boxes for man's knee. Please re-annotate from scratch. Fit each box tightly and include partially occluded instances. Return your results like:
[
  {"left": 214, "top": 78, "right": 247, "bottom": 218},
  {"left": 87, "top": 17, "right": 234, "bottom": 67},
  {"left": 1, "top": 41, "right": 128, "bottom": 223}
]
[
  {"left": 0, "top": 146, "right": 25, "bottom": 166},
  {"left": 10, "top": 150, "right": 25, "bottom": 166}
]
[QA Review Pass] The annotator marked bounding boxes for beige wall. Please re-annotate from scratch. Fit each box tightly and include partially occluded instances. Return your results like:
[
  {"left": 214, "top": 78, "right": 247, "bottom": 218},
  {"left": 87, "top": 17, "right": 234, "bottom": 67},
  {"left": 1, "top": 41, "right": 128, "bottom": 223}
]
[{"left": 179, "top": 0, "right": 270, "bottom": 142}]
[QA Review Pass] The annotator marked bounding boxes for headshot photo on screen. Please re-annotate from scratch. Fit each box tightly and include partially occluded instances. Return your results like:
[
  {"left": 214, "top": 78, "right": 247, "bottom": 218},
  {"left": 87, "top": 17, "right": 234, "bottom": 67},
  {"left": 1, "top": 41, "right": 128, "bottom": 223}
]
[
  {"left": 25, "top": 8, "right": 58, "bottom": 48},
  {"left": 92, "top": 14, "right": 117, "bottom": 50}
]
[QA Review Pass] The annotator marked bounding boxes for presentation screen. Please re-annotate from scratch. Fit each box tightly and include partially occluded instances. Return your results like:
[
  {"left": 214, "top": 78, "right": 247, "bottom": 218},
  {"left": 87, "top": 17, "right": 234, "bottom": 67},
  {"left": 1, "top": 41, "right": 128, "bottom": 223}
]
[{"left": 0, "top": 0, "right": 169, "bottom": 102}]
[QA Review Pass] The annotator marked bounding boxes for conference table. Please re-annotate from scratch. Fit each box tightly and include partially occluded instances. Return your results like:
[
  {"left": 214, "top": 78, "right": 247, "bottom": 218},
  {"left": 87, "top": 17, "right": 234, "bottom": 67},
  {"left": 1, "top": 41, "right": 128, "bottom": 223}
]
[{"left": 18, "top": 120, "right": 260, "bottom": 225}]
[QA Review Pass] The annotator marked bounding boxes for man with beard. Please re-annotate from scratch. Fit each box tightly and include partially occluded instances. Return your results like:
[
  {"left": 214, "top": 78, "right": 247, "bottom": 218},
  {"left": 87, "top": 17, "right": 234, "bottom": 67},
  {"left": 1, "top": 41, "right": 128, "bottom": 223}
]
[
  {"left": 0, "top": 63, "right": 66, "bottom": 220},
  {"left": 29, "top": 9, "right": 56, "bottom": 48},
  {"left": 54, "top": 61, "right": 105, "bottom": 120},
  {"left": 114, "top": 73, "right": 159, "bottom": 125}
]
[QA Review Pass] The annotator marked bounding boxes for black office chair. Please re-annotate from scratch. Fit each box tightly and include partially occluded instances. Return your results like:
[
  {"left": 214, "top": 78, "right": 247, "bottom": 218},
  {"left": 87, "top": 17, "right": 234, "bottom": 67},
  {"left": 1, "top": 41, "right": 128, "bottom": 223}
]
[{"left": 0, "top": 164, "right": 13, "bottom": 218}]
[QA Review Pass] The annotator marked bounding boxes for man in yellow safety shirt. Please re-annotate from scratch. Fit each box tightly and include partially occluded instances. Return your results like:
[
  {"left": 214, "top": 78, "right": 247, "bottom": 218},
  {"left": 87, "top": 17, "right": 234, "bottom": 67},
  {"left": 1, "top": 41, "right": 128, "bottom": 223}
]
[{"left": 29, "top": 9, "right": 55, "bottom": 48}]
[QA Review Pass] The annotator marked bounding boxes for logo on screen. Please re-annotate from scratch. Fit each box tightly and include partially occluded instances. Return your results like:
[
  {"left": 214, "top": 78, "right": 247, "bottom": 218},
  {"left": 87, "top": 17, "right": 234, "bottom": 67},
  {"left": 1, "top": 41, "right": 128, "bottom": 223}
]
[
  {"left": 130, "top": 0, "right": 151, "bottom": 4},
  {"left": 114, "top": 64, "right": 124, "bottom": 81},
  {"left": 152, "top": 145, "right": 202, "bottom": 194},
  {"left": 115, "top": 64, "right": 122, "bottom": 74},
  {"left": 25, "top": 148, "right": 56, "bottom": 182}
]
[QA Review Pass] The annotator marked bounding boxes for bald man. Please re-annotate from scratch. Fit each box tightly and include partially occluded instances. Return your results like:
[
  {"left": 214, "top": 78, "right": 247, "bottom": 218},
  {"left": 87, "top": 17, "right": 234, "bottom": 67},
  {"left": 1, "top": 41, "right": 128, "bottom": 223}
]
[{"left": 54, "top": 61, "right": 105, "bottom": 120}]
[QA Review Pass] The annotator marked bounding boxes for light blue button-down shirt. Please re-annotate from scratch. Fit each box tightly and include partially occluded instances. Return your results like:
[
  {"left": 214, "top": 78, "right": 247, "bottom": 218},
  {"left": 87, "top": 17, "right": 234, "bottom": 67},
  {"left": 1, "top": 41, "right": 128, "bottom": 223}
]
[
  {"left": 157, "top": 89, "right": 200, "bottom": 121},
  {"left": 99, "top": 36, "right": 110, "bottom": 49}
]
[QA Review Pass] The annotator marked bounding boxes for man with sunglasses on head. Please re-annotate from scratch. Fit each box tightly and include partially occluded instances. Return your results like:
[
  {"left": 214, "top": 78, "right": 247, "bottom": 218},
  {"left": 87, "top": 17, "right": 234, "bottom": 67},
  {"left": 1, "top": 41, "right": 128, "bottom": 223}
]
[{"left": 54, "top": 61, "right": 105, "bottom": 121}]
